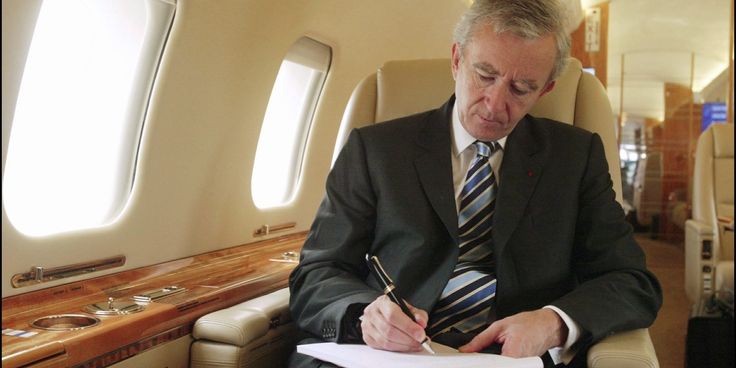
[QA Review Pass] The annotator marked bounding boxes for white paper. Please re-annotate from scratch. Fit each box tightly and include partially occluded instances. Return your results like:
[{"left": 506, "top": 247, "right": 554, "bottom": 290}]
[{"left": 297, "top": 342, "right": 542, "bottom": 368}]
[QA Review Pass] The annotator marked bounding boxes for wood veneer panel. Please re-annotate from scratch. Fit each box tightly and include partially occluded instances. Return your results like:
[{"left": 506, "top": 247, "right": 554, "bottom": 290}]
[
  {"left": 2, "top": 232, "right": 306, "bottom": 368},
  {"left": 570, "top": 2, "right": 609, "bottom": 88}
]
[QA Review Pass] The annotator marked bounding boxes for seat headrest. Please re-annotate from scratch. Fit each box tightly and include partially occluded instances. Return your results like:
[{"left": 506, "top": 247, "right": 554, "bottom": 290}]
[
  {"left": 375, "top": 59, "right": 454, "bottom": 123},
  {"left": 373, "top": 58, "right": 586, "bottom": 124},
  {"left": 529, "top": 58, "right": 583, "bottom": 124}
]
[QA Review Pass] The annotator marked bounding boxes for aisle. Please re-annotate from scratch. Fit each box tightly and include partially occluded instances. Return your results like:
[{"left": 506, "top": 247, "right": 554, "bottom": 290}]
[{"left": 636, "top": 234, "right": 690, "bottom": 368}]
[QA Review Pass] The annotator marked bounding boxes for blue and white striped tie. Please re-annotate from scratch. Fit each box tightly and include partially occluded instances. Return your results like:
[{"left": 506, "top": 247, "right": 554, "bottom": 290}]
[{"left": 428, "top": 141, "right": 499, "bottom": 337}]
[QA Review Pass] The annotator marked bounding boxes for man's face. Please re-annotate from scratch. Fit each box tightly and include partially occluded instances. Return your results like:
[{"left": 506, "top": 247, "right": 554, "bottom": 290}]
[{"left": 451, "top": 24, "right": 558, "bottom": 142}]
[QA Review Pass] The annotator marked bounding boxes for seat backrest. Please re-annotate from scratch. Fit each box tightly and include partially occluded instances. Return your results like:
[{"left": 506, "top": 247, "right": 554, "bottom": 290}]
[
  {"left": 334, "top": 58, "right": 623, "bottom": 204},
  {"left": 692, "top": 123, "right": 734, "bottom": 262},
  {"left": 633, "top": 151, "right": 663, "bottom": 226}
]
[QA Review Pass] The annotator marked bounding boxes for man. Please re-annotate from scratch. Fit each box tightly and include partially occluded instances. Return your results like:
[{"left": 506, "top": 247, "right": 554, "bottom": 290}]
[{"left": 289, "top": 0, "right": 662, "bottom": 367}]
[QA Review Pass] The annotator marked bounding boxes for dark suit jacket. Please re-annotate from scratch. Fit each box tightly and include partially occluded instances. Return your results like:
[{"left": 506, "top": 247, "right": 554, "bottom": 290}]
[{"left": 289, "top": 96, "right": 662, "bottom": 360}]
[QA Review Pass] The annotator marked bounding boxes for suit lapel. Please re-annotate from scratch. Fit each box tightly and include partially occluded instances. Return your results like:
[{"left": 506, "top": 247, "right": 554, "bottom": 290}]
[
  {"left": 411, "top": 104, "right": 551, "bottom": 250},
  {"left": 493, "top": 116, "right": 549, "bottom": 256},
  {"left": 414, "top": 99, "right": 458, "bottom": 243}
]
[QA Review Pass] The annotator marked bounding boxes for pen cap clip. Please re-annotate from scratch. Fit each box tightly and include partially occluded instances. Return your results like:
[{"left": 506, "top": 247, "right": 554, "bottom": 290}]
[{"left": 367, "top": 255, "right": 394, "bottom": 287}]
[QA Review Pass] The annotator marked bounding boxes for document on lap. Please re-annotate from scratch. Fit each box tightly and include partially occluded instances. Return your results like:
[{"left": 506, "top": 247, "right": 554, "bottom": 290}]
[{"left": 297, "top": 341, "right": 543, "bottom": 368}]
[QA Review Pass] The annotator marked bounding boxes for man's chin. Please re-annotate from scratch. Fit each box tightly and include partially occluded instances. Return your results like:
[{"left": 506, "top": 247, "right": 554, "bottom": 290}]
[
  {"left": 472, "top": 127, "right": 508, "bottom": 142},
  {"left": 463, "top": 117, "right": 509, "bottom": 141}
]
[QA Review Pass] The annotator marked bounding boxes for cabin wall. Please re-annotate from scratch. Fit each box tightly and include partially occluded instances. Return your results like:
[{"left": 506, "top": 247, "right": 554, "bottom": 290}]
[{"left": 1, "top": 0, "right": 467, "bottom": 297}]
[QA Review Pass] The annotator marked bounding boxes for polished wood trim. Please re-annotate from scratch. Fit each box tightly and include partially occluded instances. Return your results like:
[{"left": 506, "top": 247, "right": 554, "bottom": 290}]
[
  {"left": 0, "top": 341, "right": 66, "bottom": 367},
  {"left": 2, "top": 232, "right": 306, "bottom": 368},
  {"left": 73, "top": 325, "right": 191, "bottom": 368},
  {"left": 570, "top": 2, "right": 609, "bottom": 88}
]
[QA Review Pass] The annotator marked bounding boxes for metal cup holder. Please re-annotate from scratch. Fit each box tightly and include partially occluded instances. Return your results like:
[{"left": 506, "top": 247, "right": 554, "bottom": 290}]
[{"left": 31, "top": 314, "right": 100, "bottom": 331}]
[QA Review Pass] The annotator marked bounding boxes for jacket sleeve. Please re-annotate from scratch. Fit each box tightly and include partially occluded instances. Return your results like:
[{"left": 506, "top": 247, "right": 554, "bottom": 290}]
[
  {"left": 288, "top": 129, "right": 381, "bottom": 342},
  {"left": 552, "top": 133, "right": 663, "bottom": 346}
]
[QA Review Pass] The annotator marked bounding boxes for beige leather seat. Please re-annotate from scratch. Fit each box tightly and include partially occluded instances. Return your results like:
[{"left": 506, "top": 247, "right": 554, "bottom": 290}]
[
  {"left": 335, "top": 57, "right": 656, "bottom": 368},
  {"left": 685, "top": 123, "right": 735, "bottom": 304},
  {"left": 633, "top": 151, "right": 663, "bottom": 229}
]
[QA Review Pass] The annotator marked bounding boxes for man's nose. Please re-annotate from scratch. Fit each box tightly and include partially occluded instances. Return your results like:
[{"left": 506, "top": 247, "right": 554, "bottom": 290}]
[{"left": 481, "top": 84, "right": 508, "bottom": 114}]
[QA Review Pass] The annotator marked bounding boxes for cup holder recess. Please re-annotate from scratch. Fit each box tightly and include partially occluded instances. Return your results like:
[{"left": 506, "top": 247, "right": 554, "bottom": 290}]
[{"left": 31, "top": 314, "right": 100, "bottom": 331}]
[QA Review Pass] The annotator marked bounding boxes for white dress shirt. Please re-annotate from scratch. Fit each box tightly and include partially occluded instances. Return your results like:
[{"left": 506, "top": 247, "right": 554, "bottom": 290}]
[{"left": 450, "top": 105, "right": 580, "bottom": 364}]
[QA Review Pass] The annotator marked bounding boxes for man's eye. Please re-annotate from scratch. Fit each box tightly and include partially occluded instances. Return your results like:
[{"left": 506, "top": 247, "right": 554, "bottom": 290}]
[
  {"left": 476, "top": 73, "right": 495, "bottom": 85},
  {"left": 510, "top": 84, "right": 531, "bottom": 96}
]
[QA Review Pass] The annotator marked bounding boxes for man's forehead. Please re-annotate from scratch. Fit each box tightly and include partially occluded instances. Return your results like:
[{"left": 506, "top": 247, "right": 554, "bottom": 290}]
[
  {"left": 470, "top": 61, "right": 544, "bottom": 88},
  {"left": 463, "top": 34, "right": 556, "bottom": 82}
]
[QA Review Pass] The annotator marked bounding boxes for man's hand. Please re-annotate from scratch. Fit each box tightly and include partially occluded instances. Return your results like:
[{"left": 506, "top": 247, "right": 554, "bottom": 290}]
[
  {"left": 360, "top": 294, "right": 429, "bottom": 352},
  {"left": 459, "top": 308, "right": 568, "bottom": 357}
]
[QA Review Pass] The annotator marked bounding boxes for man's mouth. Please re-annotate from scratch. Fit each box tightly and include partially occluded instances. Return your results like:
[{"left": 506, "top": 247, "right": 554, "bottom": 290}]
[{"left": 477, "top": 114, "right": 503, "bottom": 126}]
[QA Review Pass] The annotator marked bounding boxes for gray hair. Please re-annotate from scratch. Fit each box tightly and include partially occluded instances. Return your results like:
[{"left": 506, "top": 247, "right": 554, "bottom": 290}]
[{"left": 453, "top": 0, "right": 571, "bottom": 81}]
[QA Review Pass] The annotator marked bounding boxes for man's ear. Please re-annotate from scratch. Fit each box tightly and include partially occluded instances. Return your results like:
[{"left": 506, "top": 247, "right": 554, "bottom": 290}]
[
  {"left": 539, "top": 80, "right": 556, "bottom": 98},
  {"left": 451, "top": 43, "right": 461, "bottom": 80}
]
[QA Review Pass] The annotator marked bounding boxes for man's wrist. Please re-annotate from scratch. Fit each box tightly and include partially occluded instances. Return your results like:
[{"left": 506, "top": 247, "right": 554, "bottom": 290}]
[
  {"left": 543, "top": 305, "right": 580, "bottom": 349},
  {"left": 543, "top": 305, "right": 582, "bottom": 365},
  {"left": 541, "top": 307, "right": 567, "bottom": 347}
]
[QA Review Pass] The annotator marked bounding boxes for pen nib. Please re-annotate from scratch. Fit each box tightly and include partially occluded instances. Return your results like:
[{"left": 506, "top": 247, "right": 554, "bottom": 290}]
[{"left": 422, "top": 341, "right": 435, "bottom": 355}]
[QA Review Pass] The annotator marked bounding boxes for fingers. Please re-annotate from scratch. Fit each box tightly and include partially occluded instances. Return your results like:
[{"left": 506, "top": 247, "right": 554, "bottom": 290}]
[
  {"left": 362, "top": 303, "right": 421, "bottom": 351},
  {"left": 407, "top": 303, "right": 429, "bottom": 329},
  {"left": 458, "top": 309, "right": 566, "bottom": 358},
  {"left": 458, "top": 323, "right": 501, "bottom": 353},
  {"left": 361, "top": 295, "right": 429, "bottom": 352},
  {"left": 499, "top": 338, "right": 526, "bottom": 358}
]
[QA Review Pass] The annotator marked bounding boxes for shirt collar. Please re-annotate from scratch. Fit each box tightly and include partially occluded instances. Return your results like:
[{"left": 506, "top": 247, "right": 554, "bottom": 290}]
[{"left": 451, "top": 103, "right": 507, "bottom": 157}]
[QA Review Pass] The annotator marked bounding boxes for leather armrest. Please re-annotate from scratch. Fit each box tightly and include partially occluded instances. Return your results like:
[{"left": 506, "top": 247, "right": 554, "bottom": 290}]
[
  {"left": 686, "top": 219, "right": 714, "bottom": 236},
  {"left": 193, "top": 288, "right": 291, "bottom": 347},
  {"left": 587, "top": 328, "right": 659, "bottom": 368}
]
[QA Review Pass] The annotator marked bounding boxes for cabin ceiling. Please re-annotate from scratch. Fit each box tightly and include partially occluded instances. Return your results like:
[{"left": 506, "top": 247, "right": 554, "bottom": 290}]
[{"left": 605, "top": 0, "right": 732, "bottom": 122}]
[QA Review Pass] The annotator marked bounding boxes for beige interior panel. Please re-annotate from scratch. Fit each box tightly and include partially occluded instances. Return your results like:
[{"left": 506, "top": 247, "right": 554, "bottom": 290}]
[{"left": 1, "top": 0, "right": 466, "bottom": 297}]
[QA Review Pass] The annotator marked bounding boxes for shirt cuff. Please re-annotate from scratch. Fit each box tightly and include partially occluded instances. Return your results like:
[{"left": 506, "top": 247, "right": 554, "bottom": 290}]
[
  {"left": 543, "top": 305, "right": 581, "bottom": 365},
  {"left": 339, "top": 303, "right": 369, "bottom": 343}
]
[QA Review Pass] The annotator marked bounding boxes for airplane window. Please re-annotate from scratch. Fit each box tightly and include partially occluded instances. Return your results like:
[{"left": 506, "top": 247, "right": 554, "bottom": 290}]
[
  {"left": 3, "top": 0, "right": 176, "bottom": 236},
  {"left": 252, "top": 37, "right": 331, "bottom": 209}
]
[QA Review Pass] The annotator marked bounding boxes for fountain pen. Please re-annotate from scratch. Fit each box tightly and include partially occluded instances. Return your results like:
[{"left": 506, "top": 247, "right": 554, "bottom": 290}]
[{"left": 366, "top": 255, "right": 435, "bottom": 354}]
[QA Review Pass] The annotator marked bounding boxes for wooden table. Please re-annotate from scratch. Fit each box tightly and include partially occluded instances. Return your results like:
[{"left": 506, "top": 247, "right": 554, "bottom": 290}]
[{"left": 2, "top": 232, "right": 305, "bottom": 368}]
